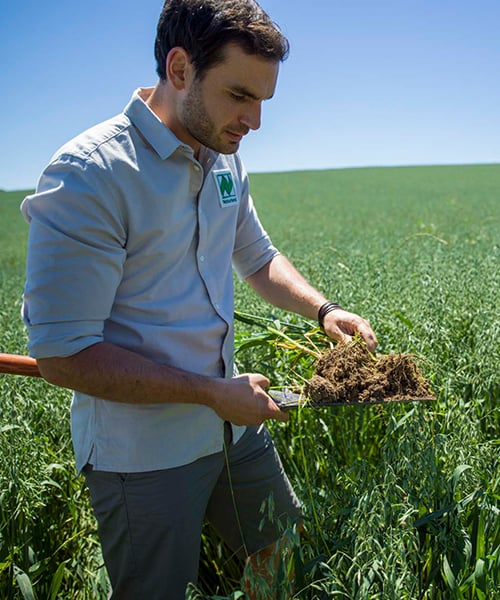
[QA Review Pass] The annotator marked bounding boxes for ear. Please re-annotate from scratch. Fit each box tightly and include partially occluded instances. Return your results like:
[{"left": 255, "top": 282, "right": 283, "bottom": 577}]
[{"left": 166, "top": 47, "right": 192, "bottom": 91}]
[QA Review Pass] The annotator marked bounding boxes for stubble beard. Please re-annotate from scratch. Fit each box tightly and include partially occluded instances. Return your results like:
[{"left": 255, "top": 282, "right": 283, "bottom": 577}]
[{"left": 180, "top": 81, "right": 239, "bottom": 155}]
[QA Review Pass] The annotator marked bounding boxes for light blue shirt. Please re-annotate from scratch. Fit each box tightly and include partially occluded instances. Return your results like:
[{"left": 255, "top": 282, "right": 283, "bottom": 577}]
[{"left": 21, "top": 88, "right": 279, "bottom": 473}]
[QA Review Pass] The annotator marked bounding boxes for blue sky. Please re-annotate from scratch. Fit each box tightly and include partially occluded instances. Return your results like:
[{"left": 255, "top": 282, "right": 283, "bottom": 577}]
[{"left": 1, "top": 0, "right": 499, "bottom": 191}]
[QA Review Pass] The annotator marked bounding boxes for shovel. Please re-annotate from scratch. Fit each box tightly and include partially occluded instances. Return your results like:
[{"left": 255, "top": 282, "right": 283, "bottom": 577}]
[
  {"left": 269, "top": 388, "right": 435, "bottom": 410},
  {"left": 0, "top": 353, "right": 435, "bottom": 408},
  {"left": 0, "top": 353, "right": 42, "bottom": 378}
]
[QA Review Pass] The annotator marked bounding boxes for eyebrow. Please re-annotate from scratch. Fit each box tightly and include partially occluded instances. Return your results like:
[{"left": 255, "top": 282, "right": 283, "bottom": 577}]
[{"left": 230, "top": 85, "right": 274, "bottom": 101}]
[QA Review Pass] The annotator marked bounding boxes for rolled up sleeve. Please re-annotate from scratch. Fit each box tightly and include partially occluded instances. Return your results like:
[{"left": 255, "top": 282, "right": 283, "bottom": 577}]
[{"left": 21, "top": 154, "right": 127, "bottom": 358}]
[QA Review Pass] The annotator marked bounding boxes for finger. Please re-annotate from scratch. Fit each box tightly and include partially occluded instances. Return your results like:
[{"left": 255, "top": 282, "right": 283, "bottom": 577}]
[
  {"left": 330, "top": 319, "right": 377, "bottom": 352},
  {"left": 266, "top": 395, "right": 290, "bottom": 423},
  {"left": 250, "top": 373, "right": 271, "bottom": 391},
  {"left": 364, "top": 333, "right": 378, "bottom": 353},
  {"left": 356, "top": 323, "right": 378, "bottom": 352},
  {"left": 272, "top": 408, "right": 290, "bottom": 423},
  {"left": 340, "top": 332, "right": 353, "bottom": 345},
  {"left": 326, "top": 325, "right": 352, "bottom": 345}
]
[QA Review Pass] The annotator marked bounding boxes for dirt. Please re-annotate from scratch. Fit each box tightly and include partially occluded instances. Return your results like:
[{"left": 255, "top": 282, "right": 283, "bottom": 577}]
[{"left": 304, "top": 341, "right": 434, "bottom": 405}]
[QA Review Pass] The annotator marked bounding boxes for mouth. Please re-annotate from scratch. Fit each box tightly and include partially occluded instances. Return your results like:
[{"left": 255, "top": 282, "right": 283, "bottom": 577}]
[{"left": 226, "top": 129, "right": 248, "bottom": 143}]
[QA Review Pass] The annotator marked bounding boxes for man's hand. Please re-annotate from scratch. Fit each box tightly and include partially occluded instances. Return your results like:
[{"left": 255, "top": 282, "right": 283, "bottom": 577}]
[
  {"left": 322, "top": 308, "right": 378, "bottom": 353},
  {"left": 212, "top": 373, "right": 289, "bottom": 426},
  {"left": 246, "top": 255, "right": 378, "bottom": 353}
]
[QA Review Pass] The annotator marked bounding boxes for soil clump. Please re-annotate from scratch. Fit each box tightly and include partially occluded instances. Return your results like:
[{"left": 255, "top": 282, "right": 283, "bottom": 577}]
[{"left": 304, "top": 341, "right": 434, "bottom": 405}]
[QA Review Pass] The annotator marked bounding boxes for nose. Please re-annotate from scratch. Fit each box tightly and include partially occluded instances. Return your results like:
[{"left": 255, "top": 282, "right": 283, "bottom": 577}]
[{"left": 240, "top": 102, "right": 262, "bottom": 131}]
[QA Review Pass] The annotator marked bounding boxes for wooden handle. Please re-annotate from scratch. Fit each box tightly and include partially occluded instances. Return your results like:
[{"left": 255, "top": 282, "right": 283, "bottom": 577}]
[{"left": 0, "top": 353, "right": 42, "bottom": 378}]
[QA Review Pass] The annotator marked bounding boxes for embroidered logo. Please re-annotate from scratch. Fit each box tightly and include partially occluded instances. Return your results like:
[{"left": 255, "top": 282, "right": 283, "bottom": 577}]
[{"left": 214, "top": 170, "right": 238, "bottom": 207}]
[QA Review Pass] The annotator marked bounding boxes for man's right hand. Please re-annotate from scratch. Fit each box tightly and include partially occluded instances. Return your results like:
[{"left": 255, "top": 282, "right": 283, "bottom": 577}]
[
  {"left": 211, "top": 373, "right": 289, "bottom": 426},
  {"left": 37, "top": 343, "right": 288, "bottom": 425}
]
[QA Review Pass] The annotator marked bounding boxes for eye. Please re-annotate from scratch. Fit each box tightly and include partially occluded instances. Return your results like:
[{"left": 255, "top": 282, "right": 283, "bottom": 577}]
[{"left": 230, "top": 92, "right": 246, "bottom": 102}]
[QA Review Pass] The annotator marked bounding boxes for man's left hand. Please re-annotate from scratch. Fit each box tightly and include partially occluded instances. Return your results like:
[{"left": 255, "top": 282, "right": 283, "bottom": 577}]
[{"left": 322, "top": 309, "right": 378, "bottom": 353}]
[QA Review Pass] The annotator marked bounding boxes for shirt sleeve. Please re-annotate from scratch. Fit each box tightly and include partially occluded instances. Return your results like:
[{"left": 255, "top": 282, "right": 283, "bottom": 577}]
[
  {"left": 21, "top": 153, "right": 127, "bottom": 358},
  {"left": 232, "top": 161, "right": 280, "bottom": 279}
]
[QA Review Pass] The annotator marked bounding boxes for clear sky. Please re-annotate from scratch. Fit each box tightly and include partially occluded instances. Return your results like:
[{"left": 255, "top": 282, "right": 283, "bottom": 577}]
[{"left": 1, "top": 0, "right": 499, "bottom": 191}]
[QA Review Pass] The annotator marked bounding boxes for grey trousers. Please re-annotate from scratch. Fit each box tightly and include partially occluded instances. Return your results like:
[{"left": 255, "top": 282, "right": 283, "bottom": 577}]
[{"left": 83, "top": 424, "right": 301, "bottom": 599}]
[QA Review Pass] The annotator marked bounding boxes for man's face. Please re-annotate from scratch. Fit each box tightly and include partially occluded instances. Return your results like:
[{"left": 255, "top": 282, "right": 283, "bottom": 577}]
[{"left": 179, "top": 44, "right": 279, "bottom": 155}]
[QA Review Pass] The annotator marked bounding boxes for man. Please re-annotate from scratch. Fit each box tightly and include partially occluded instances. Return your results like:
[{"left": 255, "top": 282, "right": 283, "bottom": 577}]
[{"left": 21, "top": 0, "right": 377, "bottom": 597}]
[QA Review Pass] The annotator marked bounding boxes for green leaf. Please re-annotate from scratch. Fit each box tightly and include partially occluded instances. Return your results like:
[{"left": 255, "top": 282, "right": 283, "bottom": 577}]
[
  {"left": 14, "top": 566, "right": 36, "bottom": 600},
  {"left": 392, "top": 311, "right": 414, "bottom": 329},
  {"left": 442, "top": 554, "right": 456, "bottom": 590},
  {"left": 48, "top": 561, "right": 67, "bottom": 600},
  {"left": 0, "top": 424, "right": 20, "bottom": 433},
  {"left": 451, "top": 464, "right": 472, "bottom": 491}
]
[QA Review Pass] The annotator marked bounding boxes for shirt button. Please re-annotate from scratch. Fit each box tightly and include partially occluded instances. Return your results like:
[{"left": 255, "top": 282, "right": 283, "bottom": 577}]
[{"left": 199, "top": 255, "right": 205, "bottom": 262}]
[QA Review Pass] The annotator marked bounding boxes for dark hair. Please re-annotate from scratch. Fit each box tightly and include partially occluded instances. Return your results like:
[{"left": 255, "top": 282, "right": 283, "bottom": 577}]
[{"left": 154, "top": 0, "right": 289, "bottom": 81}]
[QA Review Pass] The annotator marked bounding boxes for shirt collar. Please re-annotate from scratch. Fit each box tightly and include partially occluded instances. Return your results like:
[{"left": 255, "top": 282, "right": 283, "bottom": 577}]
[{"left": 124, "top": 87, "right": 192, "bottom": 161}]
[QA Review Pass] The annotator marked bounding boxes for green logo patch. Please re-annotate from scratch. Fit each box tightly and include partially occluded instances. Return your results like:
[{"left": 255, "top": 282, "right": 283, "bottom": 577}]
[{"left": 214, "top": 170, "right": 238, "bottom": 207}]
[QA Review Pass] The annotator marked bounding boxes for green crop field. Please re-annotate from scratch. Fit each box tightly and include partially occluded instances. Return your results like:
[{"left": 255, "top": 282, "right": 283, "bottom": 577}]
[{"left": 1, "top": 164, "right": 499, "bottom": 599}]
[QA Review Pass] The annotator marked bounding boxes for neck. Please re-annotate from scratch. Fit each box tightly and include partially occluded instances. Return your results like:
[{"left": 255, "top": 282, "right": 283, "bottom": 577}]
[{"left": 146, "top": 82, "right": 201, "bottom": 157}]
